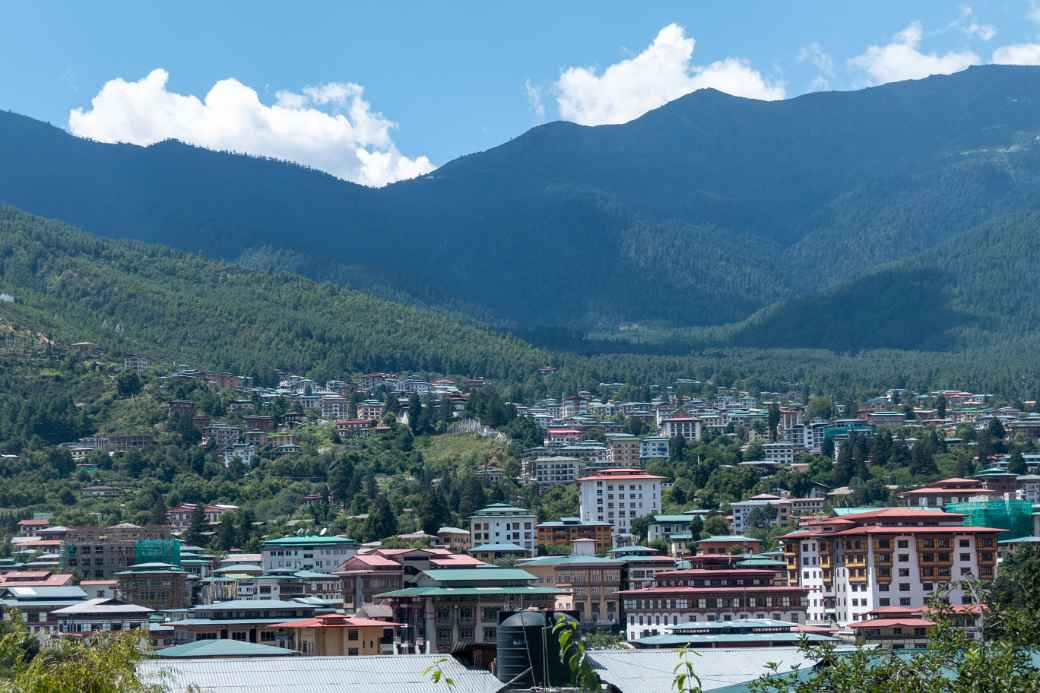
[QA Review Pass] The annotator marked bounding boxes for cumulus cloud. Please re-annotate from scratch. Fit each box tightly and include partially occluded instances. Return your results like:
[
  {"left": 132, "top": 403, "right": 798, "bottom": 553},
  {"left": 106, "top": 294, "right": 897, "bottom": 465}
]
[
  {"left": 849, "top": 21, "right": 980, "bottom": 85},
  {"left": 68, "top": 69, "right": 434, "bottom": 187},
  {"left": 993, "top": 43, "right": 1040, "bottom": 64},
  {"left": 554, "top": 23, "right": 784, "bottom": 126}
]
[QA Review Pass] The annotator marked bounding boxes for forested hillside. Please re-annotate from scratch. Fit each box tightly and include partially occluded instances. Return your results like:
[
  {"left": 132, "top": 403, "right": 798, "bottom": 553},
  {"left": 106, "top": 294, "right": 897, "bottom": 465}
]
[{"left": 4, "top": 66, "right": 1040, "bottom": 330}]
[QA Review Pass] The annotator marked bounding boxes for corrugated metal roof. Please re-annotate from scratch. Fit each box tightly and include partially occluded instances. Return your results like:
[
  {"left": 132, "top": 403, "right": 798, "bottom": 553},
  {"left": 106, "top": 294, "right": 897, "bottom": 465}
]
[
  {"left": 587, "top": 647, "right": 817, "bottom": 692},
  {"left": 138, "top": 654, "right": 504, "bottom": 692},
  {"left": 377, "top": 586, "right": 561, "bottom": 598},
  {"left": 153, "top": 640, "right": 298, "bottom": 658},
  {"left": 422, "top": 568, "right": 534, "bottom": 582}
]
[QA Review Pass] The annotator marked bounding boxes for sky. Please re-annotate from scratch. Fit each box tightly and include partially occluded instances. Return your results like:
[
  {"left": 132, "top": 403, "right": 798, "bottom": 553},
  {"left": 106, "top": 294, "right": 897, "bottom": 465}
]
[{"left": 3, "top": 1, "right": 1040, "bottom": 186}]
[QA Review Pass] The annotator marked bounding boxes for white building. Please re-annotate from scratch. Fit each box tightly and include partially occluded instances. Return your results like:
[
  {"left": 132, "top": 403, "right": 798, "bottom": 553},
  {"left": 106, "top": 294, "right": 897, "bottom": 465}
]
[
  {"left": 468, "top": 503, "right": 537, "bottom": 556},
  {"left": 763, "top": 442, "right": 795, "bottom": 465},
  {"left": 729, "top": 494, "right": 785, "bottom": 534},
  {"left": 521, "top": 457, "right": 583, "bottom": 487},
  {"left": 578, "top": 468, "right": 665, "bottom": 540},
  {"left": 639, "top": 436, "right": 670, "bottom": 462},
  {"left": 658, "top": 415, "right": 702, "bottom": 442},
  {"left": 261, "top": 536, "right": 358, "bottom": 573}
]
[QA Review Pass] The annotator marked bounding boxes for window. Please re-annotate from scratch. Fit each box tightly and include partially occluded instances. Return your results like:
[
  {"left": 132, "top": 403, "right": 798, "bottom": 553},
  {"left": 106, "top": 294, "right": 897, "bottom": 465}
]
[
  {"left": 348, "top": 630, "right": 359, "bottom": 641},
  {"left": 348, "top": 648, "right": 359, "bottom": 657},
  {"left": 899, "top": 583, "right": 911, "bottom": 592}
]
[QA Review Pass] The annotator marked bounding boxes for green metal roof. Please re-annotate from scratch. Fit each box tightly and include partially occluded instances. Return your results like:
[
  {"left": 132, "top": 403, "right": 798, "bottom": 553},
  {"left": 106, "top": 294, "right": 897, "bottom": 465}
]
[
  {"left": 633, "top": 632, "right": 837, "bottom": 647},
  {"left": 471, "top": 543, "right": 527, "bottom": 552},
  {"left": 735, "top": 558, "right": 787, "bottom": 568},
  {"left": 652, "top": 515, "right": 696, "bottom": 523},
  {"left": 262, "top": 535, "right": 356, "bottom": 546},
  {"left": 376, "top": 586, "right": 562, "bottom": 598},
  {"left": 469, "top": 503, "right": 533, "bottom": 516},
  {"left": 537, "top": 518, "right": 610, "bottom": 527},
  {"left": 518, "top": 555, "right": 623, "bottom": 567},
  {"left": 422, "top": 568, "right": 535, "bottom": 582},
  {"left": 153, "top": 640, "right": 298, "bottom": 658}
]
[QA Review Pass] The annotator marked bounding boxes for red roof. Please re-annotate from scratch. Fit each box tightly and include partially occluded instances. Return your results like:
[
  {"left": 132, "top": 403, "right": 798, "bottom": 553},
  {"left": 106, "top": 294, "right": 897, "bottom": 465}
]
[
  {"left": 0, "top": 573, "right": 73, "bottom": 587},
  {"left": 344, "top": 554, "right": 400, "bottom": 568},
  {"left": 578, "top": 468, "right": 665, "bottom": 482},
  {"left": 903, "top": 487, "right": 993, "bottom": 495},
  {"left": 655, "top": 568, "right": 778, "bottom": 578},
  {"left": 17, "top": 519, "right": 49, "bottom": 527},
  {"left": 834, "top": 525, "right": 1003, "bottom": 537},
  {"left": 430, "top": 556, "right": 486, "bottom": 567},
  {"left": 849, "top": 618, "right": 934, "bottom": 629},
  {"left": 274, "top": 615, "right": 400, "bottom": 629},
  {"left": 0, "top": 571, "right": 50, "bottom": 579},
  {"left": 839, "top": 508, "right": 965, "bottom": 521}
]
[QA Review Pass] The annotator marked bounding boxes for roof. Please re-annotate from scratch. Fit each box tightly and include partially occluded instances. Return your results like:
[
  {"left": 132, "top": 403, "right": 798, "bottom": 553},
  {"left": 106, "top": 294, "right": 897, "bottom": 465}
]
[
  {"left": 849, "top": 618, "right": 934, "bottom": 629},
  {"left": 262, "top": 535, "right": 356, "bottom": 546},
  {"left": 51, "top": 598, "right": 153, "bottom": 615},
  {"left": 0, "top": 586, "right": 87, "bottom": 600},
  {"left": 696, "top": 535, "right": 761, "bottom": 544},
  {"left": 652, "top": 515, "right": 697, "bottom": 523},
  {"left": 377, "top": 586, "right": 561, "bottom": 598},
  {"left": 152, "top": 640, "right": 298, "bottom": 659},
  {"left": 577, "top": 469, "right": 666, "bottom": 481},
  {"left": 192, "top": 599, "right": 315, "bottom": 612},
  {"left": 138, "top": 654, "right": 503, "bottom": 693},
  {"left": 633, "top": 632, "right": 836, "bottom": 647},
  {"left": 470, "top": 543, "right": 527, "bottom": 552},
  {"left": 421, "top": 568, "right": 535, "bottom": 582},
  {"left": 518, "top": 555, "right": 623, "bottom": 567},
  {"left": 587, "top": 648, "right": 818, "bottom": 692},
  {"left": 273, "top": 614, "right": 400, "bottom": 629}
]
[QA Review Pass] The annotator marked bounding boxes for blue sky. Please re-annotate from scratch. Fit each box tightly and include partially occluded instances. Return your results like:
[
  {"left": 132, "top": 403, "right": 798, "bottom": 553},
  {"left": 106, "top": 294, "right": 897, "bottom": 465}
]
[{"left": 3, "top": 1, "right": 1040, "bottom": 185}]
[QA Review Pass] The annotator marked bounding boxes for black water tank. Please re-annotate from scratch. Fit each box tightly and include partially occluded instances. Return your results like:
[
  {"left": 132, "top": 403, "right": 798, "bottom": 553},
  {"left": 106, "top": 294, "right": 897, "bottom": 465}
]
[{"left": 495, "top": 611, "right": 573, "bottom": 687}]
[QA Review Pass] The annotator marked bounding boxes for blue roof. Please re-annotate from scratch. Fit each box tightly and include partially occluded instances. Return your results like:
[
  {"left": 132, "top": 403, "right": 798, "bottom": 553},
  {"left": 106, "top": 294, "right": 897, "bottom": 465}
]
[
  {"left": 192, "top": 599, "right": 315, "bottom": 611},
  {"left": 153, "top": 640, "right": 298, "bottom": 658},
  {"left": 471, "top": 543, "right": 527, "bottom": 552}
]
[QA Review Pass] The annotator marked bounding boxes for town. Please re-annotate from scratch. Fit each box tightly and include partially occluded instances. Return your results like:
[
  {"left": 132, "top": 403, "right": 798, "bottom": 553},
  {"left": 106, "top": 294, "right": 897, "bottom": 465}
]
[{"left": 2, "top": 339, "right": 1039, "bottom": 691}]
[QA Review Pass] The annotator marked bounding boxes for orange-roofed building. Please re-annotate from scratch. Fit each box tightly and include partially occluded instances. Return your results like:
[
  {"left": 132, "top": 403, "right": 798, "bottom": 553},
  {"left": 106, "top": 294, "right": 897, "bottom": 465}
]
[
  {"left": 901, "top": 478, "right": 995, "bottom": 508},
  {"left": 0, "top": 571, "right": 74, "bottom": 587},
  {"left": 335, "top": 554, "right": 403, "bottom": 611},
  {"left": 274, "top": 613, "right": 400, "bottom": 656}
]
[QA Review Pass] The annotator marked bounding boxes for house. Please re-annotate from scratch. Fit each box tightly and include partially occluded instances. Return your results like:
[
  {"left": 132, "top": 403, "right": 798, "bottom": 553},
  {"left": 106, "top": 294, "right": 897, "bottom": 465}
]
[
  {"left": 336, "top": 554, "right": 404, "bottom": 611},
  {"left": 695, "top": 536, "right": 763, "bottom": 556},
  {"left": 901, "top": 477, "right": 995, "bottom": 507},
  {"left": 647, "top": 515, "right": 698, "bottom": 544},
  {"left": 334, "top": 418, "right": 374, "bottom": 438},
  {"left": 631, "top": 617, "right": 837, "bottom": 649},
  {"left": 273, "top": 614, "right": 400, "bottom": 656},
  {"left": 518, "top": 543, "right": 623, "bottom": 628},
  {"left": 470, "top": 543, "right": 529, "bottom": 562},
  {"left": 520, "top": 456, "right": 583, "bottom": 486},
  {"left": 436, "top": 527, "right": 471, "bottom": 553},
  {"left": 0, "top": 586, "right": 88, "bottom": 635},
  {"left": 356, "top": 400, "right": 386, "bottom": 422},
  {"left": 167, "top": 503, "right": 239, "bottom": 530},
  {"left": 17, "top": 519, "right": 49, "bottom": 537},
  {"left": 52, "top": 597, "right": 153, "bottom": 636}
]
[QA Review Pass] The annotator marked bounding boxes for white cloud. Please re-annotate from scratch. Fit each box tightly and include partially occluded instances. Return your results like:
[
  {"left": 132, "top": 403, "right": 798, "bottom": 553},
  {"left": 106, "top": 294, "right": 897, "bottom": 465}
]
[
  {"left": 1030, "top": 2, "right": 1040, "bottom": 25},
  {"left": 965, "top": 22, "right": 996, "bottom": 41},
  {"left": 849, "top": 21, "right": 981, "bottom": 85},
  {"left": 524, "top": 79, "right": 546, "bottom": 122},
  {"left": 554, "top": 23, "right": 784, "bottom": 126},
  {"left": 68, "top": 69, "right": 434, "bottom": 187},
  {"left": 798, "top": 42, "right": 835, "bottom": 91},
  {"left": 993, "top": 43, "right": 1040, "bottom": 64}
]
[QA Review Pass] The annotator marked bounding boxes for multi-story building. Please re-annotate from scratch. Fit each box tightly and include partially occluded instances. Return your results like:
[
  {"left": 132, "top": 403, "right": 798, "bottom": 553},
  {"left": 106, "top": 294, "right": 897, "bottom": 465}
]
[
  {"left": 696, "top": 536, "right": 763, "bottom": 555},
  {"left": 521, "top": 456, "right": 583, "bottom": 487},
  {"left": 847, "top": 604, "right": 983, "bottom": 650},
  {"left": 762, "top": 442, "right": 795, "bottom": 465},
  {"left": 618, "top": 567, "right": 809, "bottom": 640},
  {"left": 658, "top": 415, "right": 702, "bottom": 442},
  {"left": 578, "top": 468, "right": 664, "bottom": 540},
  {"left": 729, "top": 495, "right": 785, "bottom": 535},
  {"left": 53, "top": 597, "right": 153, "bottom": 636},
  {"left": 262, "top": 536, "right": 358, "bottom": 574},
  {"left": 436, "top": 527, "right": 472, "bottom": 553},
  {"left": 376, "top": 567, "right": 560, "bottom": 663},
  {"left": 273, "top": 613, "right": 400, "bottom": 656},
  {"left": 355, "top": 400, "right": 386, "bottom": 422},
  {"left": 647, "top": 515, "right": 699, "bottom": 544},
  {"left": 319, "top": 396, "right": 348, "bottom": 419},
  {"left": 536, "top": 517, "right": 613, "bottom": 555},
  {"left": 115, "top": 562, "right": 191, "bottom": 611},
  {"left": 166, "top": 503, "right": 239, "bottom": 530},
  {"left": 334, "top": 418, "right": 374, "bottom": 438},
  {"left": 901, "top": 477, "right": 995, "bottom": 507},
  {"left": 336, "top": 554, "right": 404, "bottom": 611},
  {"left": 518, "top": 545, "right": 623, "bottom": 628},
  {"left": 639, "top": 436, "right": 670, "bottom": 463},
  {"left": 780, "top": 508, "right": 1001, "bottom": 627},
  {"left": 202, "top": 423, "right": 241, "bottom": 448},
  {"left": 468, "top": 503, "right": 536, "bottom": 557},
  {"left": 605, "top": 433, "right": 641, "bottom": 468},
  {"left": 63, "top": 524, "right": 172, "bottom": 580},
  {"left": 168, "top": 599, "right": 318, "bottom": 646}
]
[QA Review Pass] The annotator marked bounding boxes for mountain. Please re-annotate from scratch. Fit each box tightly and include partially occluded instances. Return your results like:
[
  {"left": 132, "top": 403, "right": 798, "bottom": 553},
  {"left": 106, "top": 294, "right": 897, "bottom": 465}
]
[
  {"left": 0, "top": 207, "right": 546, "bottom": 382},
  {"left": 2, "top": 65, "right": 1040, "bottom": 334}
]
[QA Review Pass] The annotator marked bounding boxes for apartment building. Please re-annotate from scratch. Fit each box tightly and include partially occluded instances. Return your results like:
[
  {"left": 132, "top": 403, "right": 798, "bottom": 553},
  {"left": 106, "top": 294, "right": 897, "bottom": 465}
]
[
  {"left": 900, "top": 477, "right": 994, "bottom": 507},
  {"left": 520, "top": 456, "right": 583, "bottom": 487},
  {"left": 658, "top": 415, "right": 702, "bottom": 442},
  {"left": 605, "top": 433, "right": 641, "bottom": 468},
  {"left": 639, "top": 436, "right": 670, "bottom": 463},
  {"left": 63, "top": 524, "right": 172, "bottom": 580},
  {"left": 780, "top": 508, "right": 1001, "bottom": 627},
  {"left": 261, "top": 536, "right": 358, "bottom": 573},
  {"left": 578, "top": 469, "right": 664, "bottom": 540},
  {"left": 536, "top": 517, "right": 613, "bottom": 555},
  {"left": 468, "top": 503, "right": 536, "bottom": 557},
  {"left": 618, "top": 567, "right": 809, "bottom": 641}
]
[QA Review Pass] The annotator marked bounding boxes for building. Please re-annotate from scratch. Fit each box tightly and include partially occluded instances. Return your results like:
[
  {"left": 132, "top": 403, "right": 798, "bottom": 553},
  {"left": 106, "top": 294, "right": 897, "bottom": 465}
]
[
  {"left": 468, "top": 503, "right": 536, "bottom": 557},
  {"left": 536, "top": 517, "right": 613, "bottom": 555},
  {"left": 647, "top": 515, "right": 699, "bottom": 544},
  {"left": 166, "top": 504, "right": 239, "bottom": 530},
  {"left": 520, "top": 456, "right": 583, "bottom": 487},
  {"left": 261, "top": 536, "right": 358, "bottom": 573},
  {"left": 0, "top": 586, "right": 87, "bottom": 635},
  {"left": 115, "top": 562, "right": 191, "bottom": 611},
  {"left": 780, "top": 508, "right": 1001, "bottom": 627},
  {"left": 640, "top": 437, "right": 670, "bottom": 463},
  {"left": 376, "top": 568, "right": 560, "bottom": 661},
  {"left": 631, "top": 617, "right": 837, "bottom": 649},
  {"left": 606, "top": 433, "right": 641, "bottom": 468},
  {"left": 848, "top": 604, "right": 983, "bottom": 650},
  {"left": 168, "top": 599, "right": 318, "bottom": 646},
  {"left": 274, "top": 613, "right": 400, "bottom": 656},
  {"left": 436, "top": 527, "right": 471, "bottom": 553},
  {"left": 356, "top": 400, "right": 386, "bottom": 421},
  {"left": 62, "top": 524, "right": 171, "bottom": 580},
  {"left": 696, "top": 536, "right": 763, "bottom": 555},
  {"left": 762, "top": 442, "right": 795, "bottom": 465},
  {"left": 658, "top": 416, "right": 702, "bottom": 442},
  {"left": 619, "top": 567, "right": 810, "bottom": 641},
  {"left": 578, "top": 469, "right": 665, "bottom": 540},
  {"left": 518, "top": 543, "right": 623, "bottom": 628},
  {"left": 901, "top": 477, "right": 994, "bottom": 508},
  {"left": 202, "top": 424, "right": 241, "bottom": 447},
  {"left": 52, "top": 597, "right": 153, "bottom": 636},
  {"left": 336, "top": 554, "right": 404, "bottom": 611},
  {"left": 334, "top": 418, "right": 374, "bottom": 438}
]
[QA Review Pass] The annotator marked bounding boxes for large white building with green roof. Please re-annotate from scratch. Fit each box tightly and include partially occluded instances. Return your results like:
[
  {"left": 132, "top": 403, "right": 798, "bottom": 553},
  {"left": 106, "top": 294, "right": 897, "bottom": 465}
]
[
  {"left": 261, "top": 535, "right": 358, "bottom": 573},
  {"left": 468, "top": 503, "right": 536, "bottom": 557}
]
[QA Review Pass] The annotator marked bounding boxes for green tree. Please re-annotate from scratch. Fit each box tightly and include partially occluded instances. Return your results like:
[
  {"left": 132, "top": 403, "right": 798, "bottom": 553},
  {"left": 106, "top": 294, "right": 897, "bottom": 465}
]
[
  {"left": 1008, "top": 449, "right": 1027, "bottom": 476},
  {"left": 115, "top": 371, "right": 142, "bottom": 398},
  {"left": 365, "top": 494, "right": 397, "bottom": 541},
  {"left": 703, "top": 515, "right": 729, "bottom": 536},
  {"left": 185, "top": 503, "right": 207, "bottom": 547}
]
